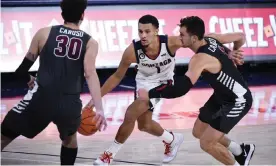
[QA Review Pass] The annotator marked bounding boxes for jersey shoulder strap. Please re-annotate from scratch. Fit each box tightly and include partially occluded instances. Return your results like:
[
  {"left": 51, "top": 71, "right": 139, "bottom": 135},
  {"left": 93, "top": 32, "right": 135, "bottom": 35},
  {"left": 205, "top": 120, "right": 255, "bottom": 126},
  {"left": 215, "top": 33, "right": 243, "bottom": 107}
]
[{"left": 132, "top": 38, "right": 143, "bottom": 64}]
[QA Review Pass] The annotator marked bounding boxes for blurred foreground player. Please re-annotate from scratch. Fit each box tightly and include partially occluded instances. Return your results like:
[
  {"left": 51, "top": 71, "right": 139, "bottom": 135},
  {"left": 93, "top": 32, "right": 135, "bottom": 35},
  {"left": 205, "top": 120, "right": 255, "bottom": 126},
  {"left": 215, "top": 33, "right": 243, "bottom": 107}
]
[
  {"left": 149, "top": 16, "right": 255, "bottom": 165},
  {"left": 88, "top": 15, "right": 244, "bottom": 165},
  {"left": 1, "top": 0, "right": 107, "bottom": 165}
]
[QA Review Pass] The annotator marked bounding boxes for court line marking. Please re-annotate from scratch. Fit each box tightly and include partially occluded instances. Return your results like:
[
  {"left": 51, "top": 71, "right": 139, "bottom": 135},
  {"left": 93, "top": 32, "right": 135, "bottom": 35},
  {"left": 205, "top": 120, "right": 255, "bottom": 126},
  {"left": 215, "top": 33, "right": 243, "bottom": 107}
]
[
  {"left": 1, "top": 157, "right": 60, "bottom": 164},
  {"left": 2, "top": 150, "right": 158, "bottom": 165}
]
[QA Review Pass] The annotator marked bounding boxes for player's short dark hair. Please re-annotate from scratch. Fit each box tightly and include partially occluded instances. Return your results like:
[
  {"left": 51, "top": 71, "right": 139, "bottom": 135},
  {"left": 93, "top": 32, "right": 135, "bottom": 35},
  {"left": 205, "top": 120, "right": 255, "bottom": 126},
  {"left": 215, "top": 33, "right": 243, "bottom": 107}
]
[
  {"left": 138, "top": 15, "right": 159, "bottom": 29},
  {"left": 60, "top": 0, "right": 87, "bottom": 24},
  {"left": 179, "top": 16, "right": 205, "bottom": 40}
]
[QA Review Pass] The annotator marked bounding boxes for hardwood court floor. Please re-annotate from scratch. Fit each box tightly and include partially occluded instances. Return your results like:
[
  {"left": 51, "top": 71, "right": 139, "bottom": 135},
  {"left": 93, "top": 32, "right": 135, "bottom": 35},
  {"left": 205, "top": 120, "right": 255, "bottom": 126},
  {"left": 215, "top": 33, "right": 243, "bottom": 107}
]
[{"left": 1, "top": 85, "right": 276, "bottom": 165}]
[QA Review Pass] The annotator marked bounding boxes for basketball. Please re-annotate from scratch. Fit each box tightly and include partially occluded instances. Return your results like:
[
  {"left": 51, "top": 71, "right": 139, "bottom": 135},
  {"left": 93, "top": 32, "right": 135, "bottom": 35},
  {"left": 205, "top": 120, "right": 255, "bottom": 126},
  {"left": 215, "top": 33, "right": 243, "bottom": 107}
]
[{"left": 78, "top": 106, "right": 98, "bottom": 136}]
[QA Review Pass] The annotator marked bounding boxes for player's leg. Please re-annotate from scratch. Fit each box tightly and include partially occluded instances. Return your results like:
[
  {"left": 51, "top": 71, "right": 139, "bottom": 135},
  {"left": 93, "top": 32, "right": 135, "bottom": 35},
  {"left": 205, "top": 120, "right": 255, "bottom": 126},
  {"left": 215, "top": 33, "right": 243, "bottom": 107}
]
[
  {"left": 194, "top": 94, "right": 242, "bottom": 156},
  {"left": 94, "top": 89, "right": 152, "bottom": 165},
  {"left": 137, "top": 111, "right": 184, "bottom": 163},
  {"left": 199, "top": 94, "right": 254, "bottom": 165},
  {"left": 1, "top": 111, "right": 21, "bottom": 150},
  {"left": 1, "top": 84, "right": 50, "bottom": 150},
  {"left": 193, "top": 118, "right": 242, "bottom": 156},
  {"left": 200, "top": 125, "right": 237, "bottom": 165},
  {"left": 60, "top": 133, "right": 78, "bottom": 165},
  {"left": 54, "top": 95, "right": 82, "bottom": 165}
]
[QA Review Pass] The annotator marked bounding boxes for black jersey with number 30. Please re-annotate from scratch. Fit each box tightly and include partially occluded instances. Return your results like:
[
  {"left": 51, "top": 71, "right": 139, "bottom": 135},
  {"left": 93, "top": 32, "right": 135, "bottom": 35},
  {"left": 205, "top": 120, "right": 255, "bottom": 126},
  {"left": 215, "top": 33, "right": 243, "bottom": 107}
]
[
  {"left": 197, "top": 37, "right": 251, "bottom": 103},
  {"left": 37, "top": 25, "right": 91, "bottom": 94}
]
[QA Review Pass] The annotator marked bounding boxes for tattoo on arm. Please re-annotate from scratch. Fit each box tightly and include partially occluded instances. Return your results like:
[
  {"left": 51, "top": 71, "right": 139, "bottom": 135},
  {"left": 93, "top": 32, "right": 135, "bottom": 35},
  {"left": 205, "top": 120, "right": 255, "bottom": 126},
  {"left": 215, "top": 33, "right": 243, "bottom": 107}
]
[{"left": 26, "top": 52, "right": 38, "bottom": 62}]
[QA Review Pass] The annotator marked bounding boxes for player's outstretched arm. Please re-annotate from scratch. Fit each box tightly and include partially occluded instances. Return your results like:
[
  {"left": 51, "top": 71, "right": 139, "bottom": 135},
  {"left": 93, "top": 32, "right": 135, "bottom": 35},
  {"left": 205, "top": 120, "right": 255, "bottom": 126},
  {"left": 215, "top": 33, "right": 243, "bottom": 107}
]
[
  {"left": 84, "top": 38, "right": 107, "bottom": 131},
  {"left": 149, "top": 53, "right": 207, "bottom": 99},
  {"left": 100, "top": 44, "right": 136, "bottom": 97},
  {"left": 168, "top": 36, "right": 183, "bottom": 54},
  {"left": 15, "top": 28, "right": 41, "bottom": 85},
  {"left": 205, "top": 32, "right": 246, "bottom": 50},
  {"left": 84, "top": 38, "right": 104, "bottom": 113},
  {"left": 85, "top": 43, "right": 136, "bottom": 108},
  {"left": 206, "top": 33, "right": 245, "bottom": 66}
]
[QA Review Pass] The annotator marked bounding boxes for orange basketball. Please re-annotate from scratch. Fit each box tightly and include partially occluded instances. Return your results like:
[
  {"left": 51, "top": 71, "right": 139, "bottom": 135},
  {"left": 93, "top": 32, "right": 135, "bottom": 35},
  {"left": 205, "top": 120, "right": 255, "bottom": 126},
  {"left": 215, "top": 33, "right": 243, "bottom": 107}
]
[{"left": 78, "top": 106, "right": 98, "bottom": 136}]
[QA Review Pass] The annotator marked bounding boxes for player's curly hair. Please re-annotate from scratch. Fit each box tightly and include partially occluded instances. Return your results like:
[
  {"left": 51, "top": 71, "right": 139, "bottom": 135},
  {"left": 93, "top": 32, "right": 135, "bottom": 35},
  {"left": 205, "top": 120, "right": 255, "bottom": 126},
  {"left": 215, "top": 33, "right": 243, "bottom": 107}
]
[
  {"left": 60, "top": 0, "right": 87, "bottom": 24},
  {"left": 179, "top": 16, "right": 205, "bottom": 40},
  {"left": 138, "top": 15, "right": 159, "bottom": 29}
]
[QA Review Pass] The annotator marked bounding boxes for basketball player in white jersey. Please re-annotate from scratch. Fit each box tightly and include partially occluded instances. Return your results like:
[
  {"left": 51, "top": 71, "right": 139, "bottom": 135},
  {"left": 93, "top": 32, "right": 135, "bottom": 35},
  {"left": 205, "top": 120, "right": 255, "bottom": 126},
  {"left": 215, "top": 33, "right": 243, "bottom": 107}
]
[{"left": 90, "top": 15, "right": 244, "bottom": 165}]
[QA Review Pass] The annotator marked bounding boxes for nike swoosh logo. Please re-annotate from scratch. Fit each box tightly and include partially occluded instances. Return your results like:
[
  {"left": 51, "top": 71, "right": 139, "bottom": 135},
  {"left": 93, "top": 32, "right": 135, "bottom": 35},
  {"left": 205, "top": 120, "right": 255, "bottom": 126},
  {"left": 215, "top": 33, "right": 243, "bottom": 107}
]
[{"left": 244, "top": 149, "right": 247, "bottom": 157}]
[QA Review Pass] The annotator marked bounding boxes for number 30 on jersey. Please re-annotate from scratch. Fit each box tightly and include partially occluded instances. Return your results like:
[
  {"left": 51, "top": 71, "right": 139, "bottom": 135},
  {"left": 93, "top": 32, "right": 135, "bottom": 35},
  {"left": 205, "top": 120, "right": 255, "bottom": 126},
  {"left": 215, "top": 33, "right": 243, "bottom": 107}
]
[{"left": 54, "top": 35, "right": 83, "bottom": 60}]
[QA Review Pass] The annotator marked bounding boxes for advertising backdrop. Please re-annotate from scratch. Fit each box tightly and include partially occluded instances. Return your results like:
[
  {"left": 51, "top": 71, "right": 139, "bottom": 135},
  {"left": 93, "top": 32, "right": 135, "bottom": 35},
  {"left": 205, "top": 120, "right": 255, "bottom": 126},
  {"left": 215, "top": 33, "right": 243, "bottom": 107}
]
[{"left": 1, "top": 6, "right": 276, "bottom": 72}]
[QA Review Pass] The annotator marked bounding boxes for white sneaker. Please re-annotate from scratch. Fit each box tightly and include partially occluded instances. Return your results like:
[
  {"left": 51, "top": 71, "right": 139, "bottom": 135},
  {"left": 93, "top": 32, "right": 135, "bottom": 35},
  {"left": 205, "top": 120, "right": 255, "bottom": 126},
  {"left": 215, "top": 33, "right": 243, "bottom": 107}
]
[
  {"left": 162, "top": 132, "right": 184, "bottom": 163},
  {"left": 93, "top": 151, "right": 113, "bottom": 165}
]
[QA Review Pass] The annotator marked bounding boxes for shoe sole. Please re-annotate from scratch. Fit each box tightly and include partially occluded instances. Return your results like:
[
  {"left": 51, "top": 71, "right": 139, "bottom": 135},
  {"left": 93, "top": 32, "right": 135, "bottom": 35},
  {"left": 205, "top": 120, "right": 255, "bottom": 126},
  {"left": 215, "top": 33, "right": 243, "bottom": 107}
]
[
  {"left": 163, "top": 135, "right": 185, "bottom": 163},
  {"left": 245, "top": 144, "right": 255, "bottom": 166},
  {"left": 93, "top": 160, "right": 109, "bottom": 166}
]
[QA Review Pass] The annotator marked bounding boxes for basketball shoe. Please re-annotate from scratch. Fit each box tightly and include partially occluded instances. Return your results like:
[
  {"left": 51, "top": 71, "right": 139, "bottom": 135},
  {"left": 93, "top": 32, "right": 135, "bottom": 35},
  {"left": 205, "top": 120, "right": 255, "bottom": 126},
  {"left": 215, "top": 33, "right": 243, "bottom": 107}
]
[
  {"left": 162, "top": 132, "right": 184, "bottom": 163},
  {"left": 234, "top": 143, "right": 255, "bottom": 166},
  {"left": 93, "top": 132, "right": 184, "bottom": 165}
]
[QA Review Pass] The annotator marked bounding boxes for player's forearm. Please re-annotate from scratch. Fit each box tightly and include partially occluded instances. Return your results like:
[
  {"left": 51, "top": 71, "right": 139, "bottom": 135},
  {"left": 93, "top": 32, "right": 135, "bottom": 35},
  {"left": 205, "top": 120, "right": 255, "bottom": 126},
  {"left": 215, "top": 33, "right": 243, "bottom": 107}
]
[
  {"left": 233, "top": 34, "right": 246, "bottom": 50},
  {"left": 15, "top": 57, "right": 34, "bottom": 83},
  {"left": 85, "top": 71, "right": 104, "bottom": 112},
  {"left": 101, "top": 74, "right": 122, "bottom": 97}
]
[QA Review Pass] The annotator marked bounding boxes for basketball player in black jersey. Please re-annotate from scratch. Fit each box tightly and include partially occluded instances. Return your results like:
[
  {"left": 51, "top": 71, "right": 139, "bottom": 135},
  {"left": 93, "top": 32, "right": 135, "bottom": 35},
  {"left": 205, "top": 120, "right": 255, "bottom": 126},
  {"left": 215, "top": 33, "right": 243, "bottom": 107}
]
[
  {"left": 83, "top": 15, "right": 244, "bottom": 165},
  {"left": 1, "top": 0, "right": 107, "bottom": 165},
  {"left": 149, "top": 16, "right": 255, "bottom": 165}
]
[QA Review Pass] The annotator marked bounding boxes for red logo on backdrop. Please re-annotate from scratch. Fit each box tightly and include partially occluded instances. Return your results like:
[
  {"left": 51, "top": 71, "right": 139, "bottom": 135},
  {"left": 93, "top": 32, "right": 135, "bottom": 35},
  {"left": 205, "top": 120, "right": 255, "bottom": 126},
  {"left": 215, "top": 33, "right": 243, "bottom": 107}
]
[{"left": 1, "top": 7, "right": 276, "bottom": 72}]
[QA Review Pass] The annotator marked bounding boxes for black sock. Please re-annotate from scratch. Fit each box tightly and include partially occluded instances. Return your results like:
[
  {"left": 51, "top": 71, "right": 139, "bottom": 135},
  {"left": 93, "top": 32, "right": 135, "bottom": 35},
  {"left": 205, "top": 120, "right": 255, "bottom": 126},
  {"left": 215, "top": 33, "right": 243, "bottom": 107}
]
[{"left": 60, "top": 145, "right": 78, "bottom": 165}]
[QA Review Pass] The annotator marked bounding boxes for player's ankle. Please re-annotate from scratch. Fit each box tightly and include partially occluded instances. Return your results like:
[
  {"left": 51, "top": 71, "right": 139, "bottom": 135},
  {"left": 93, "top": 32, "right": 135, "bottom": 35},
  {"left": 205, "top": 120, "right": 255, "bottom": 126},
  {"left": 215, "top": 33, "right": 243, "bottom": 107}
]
[
  {"left": 160, "top": 130, "right": 174, "bottom": 144},
  {"left": 228, "top": 141, "right": 242, "bottom": 156},
  {"left": 106, "top": 140, "right": 123, "bottom": 156}
]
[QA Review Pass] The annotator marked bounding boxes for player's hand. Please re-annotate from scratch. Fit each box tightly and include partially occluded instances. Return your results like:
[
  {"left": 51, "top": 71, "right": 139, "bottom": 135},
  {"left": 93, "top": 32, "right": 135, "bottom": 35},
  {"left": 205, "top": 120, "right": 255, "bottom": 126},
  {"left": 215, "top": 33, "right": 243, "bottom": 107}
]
[
  {"left": 27, "top": 75, "right": 36, "bottom": 90},
  {"left": 229, "top": 50, "right": 244, "bottom": 66},
  {"left": 85, "top": 99, "right": 94, "bottom": 109},
  {"left": 93, "top": 110, "right": 107, "bottom": 132}
]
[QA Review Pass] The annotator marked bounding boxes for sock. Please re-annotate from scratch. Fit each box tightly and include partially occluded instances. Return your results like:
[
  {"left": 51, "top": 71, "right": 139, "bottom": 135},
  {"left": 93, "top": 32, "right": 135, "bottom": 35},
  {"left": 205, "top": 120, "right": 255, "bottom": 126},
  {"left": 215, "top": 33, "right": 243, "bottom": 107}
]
[
  {"left": 234, "top": 161, "right": 240, "bottom": 166},
  {"left": 228, "top": 141, "right": 242, "bottom": 156},
  {"left": 160, "top": 130, "right": 174, "bottom": 144},
  {"left": 60, "top": 145, "right": 78, "bottom": 165},
  {"left": 106, "top": 140, "right": 123, "bottom": 156}
]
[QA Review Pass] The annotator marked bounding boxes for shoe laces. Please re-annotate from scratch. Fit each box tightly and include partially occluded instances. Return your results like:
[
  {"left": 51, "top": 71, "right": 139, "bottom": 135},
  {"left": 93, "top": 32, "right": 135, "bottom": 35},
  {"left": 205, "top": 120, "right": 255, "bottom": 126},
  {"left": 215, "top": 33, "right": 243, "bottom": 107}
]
[
  {"left": 100, "top": 151, "right": 113, "bottom": 164},
  {"left": 163, "top": 141, "right": 172, "bottom": 155}
]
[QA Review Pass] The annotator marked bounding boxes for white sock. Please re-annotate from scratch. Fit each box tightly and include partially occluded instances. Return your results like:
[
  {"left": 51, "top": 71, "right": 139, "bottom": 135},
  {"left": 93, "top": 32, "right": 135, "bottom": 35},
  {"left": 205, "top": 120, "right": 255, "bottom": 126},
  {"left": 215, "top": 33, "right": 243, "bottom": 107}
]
[
  {"left": 228, "top": 141, "right": 242, "bottom": 156},
  {"left": 160, "top": 130, "right": 174, "bottom": 143},
  {"left": 106, "top": 140, "right": 123, "bottom": 156},
  {"left": 234, "top": 161, "right": 240, "bottom": 166}
]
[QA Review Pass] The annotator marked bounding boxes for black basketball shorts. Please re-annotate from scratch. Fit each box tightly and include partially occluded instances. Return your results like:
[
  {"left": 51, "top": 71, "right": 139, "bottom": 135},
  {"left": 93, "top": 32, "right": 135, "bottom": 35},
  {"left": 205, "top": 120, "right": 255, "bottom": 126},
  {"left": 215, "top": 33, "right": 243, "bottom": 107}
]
[
  {"left": 1, "top": 82, "right": 82, "bottom": 140},
  {"left": 198, "top": 92, "right": 253, "bottom": 134}
]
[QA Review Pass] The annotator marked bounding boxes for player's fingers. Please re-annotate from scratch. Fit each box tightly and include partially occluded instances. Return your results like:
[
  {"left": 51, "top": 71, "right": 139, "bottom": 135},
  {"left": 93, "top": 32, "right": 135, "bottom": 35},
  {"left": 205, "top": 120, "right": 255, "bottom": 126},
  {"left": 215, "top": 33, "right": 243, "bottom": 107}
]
[
  {"left": 103, "top": 120, "right": 107, "bottom": 131},
  {"left": 100, "top": 119, "right": 107, "bottom": 131},
  {"left": 95, "top": 115, "right": 102, "bottom": 128},
  {"left": 92, "top": 114, "right": 100, "bottom": 122},
  {"left": 236, "top": 49, "right": 244, "bottom": 53},
  {"left": 236, "top": 59, "right": 244, "bottom": 65},
  {"left": 233, "top": 53, "right": 243, "bottom": 60},
  {"left": 99, "top": 120, "right": 104, "bottom": 132}
]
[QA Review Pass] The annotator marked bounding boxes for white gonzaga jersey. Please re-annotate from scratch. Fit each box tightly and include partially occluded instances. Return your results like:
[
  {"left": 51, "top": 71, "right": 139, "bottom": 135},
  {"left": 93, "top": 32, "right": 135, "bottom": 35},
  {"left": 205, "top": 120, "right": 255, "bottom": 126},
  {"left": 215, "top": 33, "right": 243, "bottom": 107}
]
[{"left": 133, "top": 35, "right": 175, "bottom": 84}]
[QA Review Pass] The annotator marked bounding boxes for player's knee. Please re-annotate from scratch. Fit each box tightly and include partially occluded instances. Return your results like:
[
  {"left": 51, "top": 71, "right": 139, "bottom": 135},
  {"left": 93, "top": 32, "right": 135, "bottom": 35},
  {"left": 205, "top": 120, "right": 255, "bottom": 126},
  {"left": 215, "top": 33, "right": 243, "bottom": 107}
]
[
  {"left": 192, "top": 127, "right": 201, "bottom": 139},
  {"left": 137, "top": 89, "right": 149, "bottom": 100},
  {"left": 124, "top": 99, "right": 149, "bottom": 123},
  {"left": 199, "top": 138, "right": 213, "bottom": 152},
  {"left": 62, "top": 133, "right": 77, "bottom": 148}
]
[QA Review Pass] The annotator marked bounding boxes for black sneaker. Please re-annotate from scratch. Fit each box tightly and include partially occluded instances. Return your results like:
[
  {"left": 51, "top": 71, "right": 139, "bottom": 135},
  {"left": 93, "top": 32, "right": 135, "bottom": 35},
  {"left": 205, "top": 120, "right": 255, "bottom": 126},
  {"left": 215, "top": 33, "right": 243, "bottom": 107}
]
[{"left": 234, "top": 143, "right": 256, "bottom": 166}]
